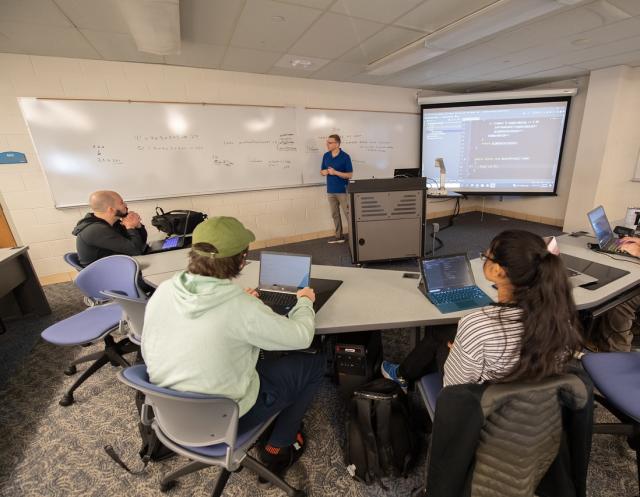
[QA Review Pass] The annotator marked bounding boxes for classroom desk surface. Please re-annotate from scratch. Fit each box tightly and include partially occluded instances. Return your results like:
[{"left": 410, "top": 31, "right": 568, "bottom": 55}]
[{"left": 135, "top": 234, "right": 640, "bottom": 334}]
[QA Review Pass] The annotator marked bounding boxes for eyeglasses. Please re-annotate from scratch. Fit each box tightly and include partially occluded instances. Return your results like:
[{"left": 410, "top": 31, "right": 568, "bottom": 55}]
[{"left": 479, "top": 251, "right": 498, "bottom": 264}]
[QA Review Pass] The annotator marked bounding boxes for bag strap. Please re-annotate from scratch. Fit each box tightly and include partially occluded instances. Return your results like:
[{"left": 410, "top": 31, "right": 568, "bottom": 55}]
[
  {"left": 103, "top": 403, "right": 155, "bottom": 475},
  {"left": 104, "top": 443, "right": 151, "bottom": 475},
  {"left": 374, "top": 398, "right": 393, "bottom": 472},
  {"left": 355, "top": 397, "right": 387, "bottom": 488}
]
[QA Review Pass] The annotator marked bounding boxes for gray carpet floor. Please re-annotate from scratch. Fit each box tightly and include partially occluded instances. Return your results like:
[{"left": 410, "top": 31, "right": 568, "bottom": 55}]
[{"left": 0, "top": 213, "right": 638, "bottom": 496}]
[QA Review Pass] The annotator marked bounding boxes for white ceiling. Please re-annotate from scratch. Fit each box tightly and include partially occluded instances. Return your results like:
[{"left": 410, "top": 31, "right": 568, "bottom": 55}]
[{"left": 1, "top": 0, "right": 639, "bottom": 91}]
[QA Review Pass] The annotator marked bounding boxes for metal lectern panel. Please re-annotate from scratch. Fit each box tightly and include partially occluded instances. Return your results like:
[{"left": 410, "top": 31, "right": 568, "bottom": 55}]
[
  {"left": 354, "top": 190, "right": 423, "bottom": 222},
  {"left": 354, "top": 218, "right": 422, "bottom": 261}
]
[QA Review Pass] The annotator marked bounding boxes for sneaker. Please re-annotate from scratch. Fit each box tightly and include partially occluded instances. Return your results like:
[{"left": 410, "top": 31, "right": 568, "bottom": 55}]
[
  {"left": 381, "top": 361, "right": 408, "bottom": 392},
  {"left": 258, "top": 432, "right": 306, "bottom": 487},
  {"left": 327, "top": 237, "right": 346, "bottom": 244}
]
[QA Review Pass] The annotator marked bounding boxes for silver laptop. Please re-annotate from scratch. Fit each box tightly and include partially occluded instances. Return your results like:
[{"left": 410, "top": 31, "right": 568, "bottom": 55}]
[
  {"left": 587, "top": 205, "right": 623, "bottom": 254},
  {"left": 257, "top": 251, "right": 312, "bottom": 314}
]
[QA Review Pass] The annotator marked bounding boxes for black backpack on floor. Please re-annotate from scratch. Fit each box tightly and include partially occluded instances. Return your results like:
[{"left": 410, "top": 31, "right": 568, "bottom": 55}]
[
  {"left": 104, "top": 355, "right": 175, "bottom": 474},
  {"left": 345, "top": 378, "right": 418, "bottom": 486}
]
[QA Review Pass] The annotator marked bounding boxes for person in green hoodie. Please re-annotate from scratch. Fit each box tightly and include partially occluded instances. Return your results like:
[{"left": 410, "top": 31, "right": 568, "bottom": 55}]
[{"left": 141, "top": 216, "right": 324, "bottom": 480}]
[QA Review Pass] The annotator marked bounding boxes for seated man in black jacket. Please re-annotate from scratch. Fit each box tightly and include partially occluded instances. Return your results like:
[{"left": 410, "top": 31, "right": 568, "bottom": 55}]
[{"left": 72, "top": 190, "right": 148, "bottom": 267}]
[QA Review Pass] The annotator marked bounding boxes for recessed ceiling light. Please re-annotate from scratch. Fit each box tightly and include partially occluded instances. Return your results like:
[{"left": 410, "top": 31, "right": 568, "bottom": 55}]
[
  {"left": 291, "top": 58, "right": 313, "bottom": 69},
  {"left": 571, "top": 38, "right": 590, "bottom": 46},
  {"left": 271, "top": 15, "right": 285, "bottom": 22}
]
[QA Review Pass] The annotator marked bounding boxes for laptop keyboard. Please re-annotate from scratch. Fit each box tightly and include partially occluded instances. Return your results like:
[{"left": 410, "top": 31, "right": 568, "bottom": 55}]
[
  {"left": 260, "top": 290, "right": 297, "bottom": 308},
  {"left": 430, "top": 287, "right": 486, "bottom": 304}
]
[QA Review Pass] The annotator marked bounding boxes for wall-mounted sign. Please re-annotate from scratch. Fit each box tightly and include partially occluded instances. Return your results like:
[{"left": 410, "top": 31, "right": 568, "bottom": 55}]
[{"left": 0, "top": 151, "right": 27, "bottom": 164}]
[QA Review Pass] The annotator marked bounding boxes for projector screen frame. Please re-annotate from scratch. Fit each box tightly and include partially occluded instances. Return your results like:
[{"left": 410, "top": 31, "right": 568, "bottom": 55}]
[{"left": 420, "top": 95, "right": 572, "bottom": 197}]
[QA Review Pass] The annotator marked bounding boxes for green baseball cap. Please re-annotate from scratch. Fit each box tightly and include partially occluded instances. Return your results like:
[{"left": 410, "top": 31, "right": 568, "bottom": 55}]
[{"left": 191, "top": 217, "right": 255, "bottom": 258}]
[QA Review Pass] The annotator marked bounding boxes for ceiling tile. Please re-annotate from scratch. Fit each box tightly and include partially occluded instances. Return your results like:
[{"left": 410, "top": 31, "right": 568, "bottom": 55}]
[
  {"left": 267, "top": 66, "right": 313, "bottom": 78},
  {"left": 0, "top": 0, "right": 72, "bottom": 27},
  {"left": 180, "top": 0, "right": 245, "bottom": 46},
  {"left": 511, "top": 65, "right": 586, "bottom": 81},
  {"left": 54, "top": 0, "right": 129, "bottom": 33},
  {"left": 602, "top": 0, "right": 640, "bottom": 17},
  {"left": 395, "top": 0, "right": 496, "bottom": 33},
  {"left": 164, "top": 42, "right": 226, "bottom": 69},
  {"left": 310, "top": 60, "right": 365, "bottom": 81},
  {"left": 479, "top": 7, "right": 609, "bottom": 58},
  {"left": 339, "top": 26, "right": 424, "bottom": 64},
  {"left": 274, "top": 0, "right": 333, "bottom": 8},
  {"left": 230, "top": 0, "right": 323, "bottom": 52},
  {"left": 330, "top": 0, "right": 421, "bottom": 24},
  {"left": 274, "top": 53, "right": 330, "bottom": 71},
  {"left": 289, "top": 12, "right": 384, "bottom": 59},
  {"left": 81, "top": 30, "right": 164, "bottom": 63},
  {"left": 221, "top": 46, "right": 282, "bottom": 73},
  {"left": 0, "top": 22, "right": 101, "bottom": 59},
  {"left": 572, "top": 48, "right": 640, "bottom": 70}
]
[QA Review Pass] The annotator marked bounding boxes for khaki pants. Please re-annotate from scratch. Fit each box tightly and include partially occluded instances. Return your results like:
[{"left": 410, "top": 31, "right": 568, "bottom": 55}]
[
  {"left": 327, "top": 193, "right": 349, "bottom": 238},
  {"left": 593, "top": 294, "right": 640, "bottom": 351}
]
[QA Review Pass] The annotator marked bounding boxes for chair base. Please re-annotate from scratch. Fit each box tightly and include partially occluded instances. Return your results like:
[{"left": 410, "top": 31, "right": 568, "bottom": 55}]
[
  {"left": 59, "top": 335, "right": 138, "bottom": 407},
  {"left": 158, "top": 455, "right": 306, "bottom": 497}
]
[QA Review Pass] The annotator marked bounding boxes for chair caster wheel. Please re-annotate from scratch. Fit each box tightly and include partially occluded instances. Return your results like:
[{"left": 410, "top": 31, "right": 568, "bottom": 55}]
[
  {"left": 64, "top": 365, "right": 77, "bottom": 375},
  {"left": 160, "top": 480, "right": 177, "bottom": 493},
  {"left": 59, "top": 394, "right": 74, "bottom": 406}
]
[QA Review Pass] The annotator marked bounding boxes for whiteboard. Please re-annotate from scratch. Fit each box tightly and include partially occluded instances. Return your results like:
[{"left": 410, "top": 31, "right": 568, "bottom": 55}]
[
  {"left": 18, "top": 98, "right": 419, "bottom": 207},
  {"left": 300, "top": 109, "right": 419, "bottom": 183}
]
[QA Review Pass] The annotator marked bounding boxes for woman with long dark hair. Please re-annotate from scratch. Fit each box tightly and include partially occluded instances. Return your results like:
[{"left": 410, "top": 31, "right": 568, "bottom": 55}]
[{"left": 382, "top": 230, "right": 583, "bottom": 388}]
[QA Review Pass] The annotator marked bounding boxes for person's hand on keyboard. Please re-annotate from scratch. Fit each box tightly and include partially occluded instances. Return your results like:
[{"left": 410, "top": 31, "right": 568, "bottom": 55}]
[
  {"left": 296, "top": 287, "right": 316, "bottom": 302},
  {"left": 619, "top": 237, "right": 640, "bottom": 257},
  {"left": 244, "top": 287, "right": 260, "bottom": 298}
]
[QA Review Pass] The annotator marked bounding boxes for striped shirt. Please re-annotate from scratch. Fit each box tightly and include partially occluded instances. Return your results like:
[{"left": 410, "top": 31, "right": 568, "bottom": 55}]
[{"left": 443, "top": 305, "right": 524, "bottom": 387}]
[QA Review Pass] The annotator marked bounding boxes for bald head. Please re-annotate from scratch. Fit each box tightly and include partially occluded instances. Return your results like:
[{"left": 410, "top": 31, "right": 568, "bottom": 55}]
[{"left": 89, "top": 190, "right": 121, "bottom": 213}]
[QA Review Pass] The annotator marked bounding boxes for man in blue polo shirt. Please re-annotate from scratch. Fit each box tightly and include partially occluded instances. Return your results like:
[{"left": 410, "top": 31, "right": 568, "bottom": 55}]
[{"left": 320, "top": 134, "right": 353, "bottom": 243}]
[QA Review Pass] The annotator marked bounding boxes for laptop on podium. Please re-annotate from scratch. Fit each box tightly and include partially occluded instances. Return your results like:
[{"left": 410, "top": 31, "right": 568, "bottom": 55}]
[{"left": 419, "top": 254, "right": 493, "bottom": 313}]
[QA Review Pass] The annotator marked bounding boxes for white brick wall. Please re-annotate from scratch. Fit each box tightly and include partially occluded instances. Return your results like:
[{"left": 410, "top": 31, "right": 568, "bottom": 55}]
[{"left": 0, "top": 54, "right": 419, "bottom": 277}]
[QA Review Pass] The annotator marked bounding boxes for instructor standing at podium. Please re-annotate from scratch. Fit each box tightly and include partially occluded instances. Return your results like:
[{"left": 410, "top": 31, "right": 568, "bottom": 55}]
[{"left": 320, "top": 134, "right": 353, "bottom": 244}]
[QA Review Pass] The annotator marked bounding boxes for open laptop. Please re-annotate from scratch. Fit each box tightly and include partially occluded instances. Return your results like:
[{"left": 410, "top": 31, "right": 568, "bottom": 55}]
[
  {"left": 257, "top": 251, "right": 312, "bottom": 315},
  {"left": 146, "top": 235, "right": 188, "bottom": 254},
  {"left": 587, "top": 206, "right": 626, "bottom": 255},
  {"left": 419, "top": 254, "right": 493, "bottom": 313}
]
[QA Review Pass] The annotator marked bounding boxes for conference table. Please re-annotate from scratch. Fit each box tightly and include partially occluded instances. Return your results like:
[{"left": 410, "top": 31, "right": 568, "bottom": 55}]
[{"left": 136, "top": 234, "right": 640, "bottom": 335}]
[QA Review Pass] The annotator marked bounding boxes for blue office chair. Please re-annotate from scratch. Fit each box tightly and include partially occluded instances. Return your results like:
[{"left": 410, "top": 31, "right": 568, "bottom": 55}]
[
  {"left": 118, "top": 365, "right": 306, "bottom": 497},
  {"left": 415, "top": 372, "right": 592, "bottom": 497},
  {"left": 582, "top": 352, "right": 640, "bottom": 494},
  {"left": 100, "top": 291, "right": 147, "bottom": 346},
  {"left": 63, "top": 252, "right": 84, "bottom": 271},
  {"left": 41, "top": 255, "right": 145, "bottom": 406},
  {"left": 416, "top": 372, "right": 443, "bottom": 421}
]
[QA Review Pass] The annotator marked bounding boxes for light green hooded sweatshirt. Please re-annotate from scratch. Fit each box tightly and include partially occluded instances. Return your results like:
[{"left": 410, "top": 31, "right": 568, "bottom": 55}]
[{"left": 141, "top": 271, "right": 315, "bottom": 416}]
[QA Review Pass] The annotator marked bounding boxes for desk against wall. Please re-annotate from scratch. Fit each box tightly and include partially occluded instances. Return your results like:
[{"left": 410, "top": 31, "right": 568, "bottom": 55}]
[{"left": 0, "top": 247, "right": 51, "bottom": 333}]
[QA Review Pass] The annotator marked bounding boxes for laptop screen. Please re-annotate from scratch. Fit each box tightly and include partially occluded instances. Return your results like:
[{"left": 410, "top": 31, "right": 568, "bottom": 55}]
[
  {"left": 587, "top": 206, "right": 614, "bottom": 248},
  {"left": 422, "top": 255, "right": 475, "bottom": 292},
  {"left": 259, "top": 252, "right": 311, "bottom": 290}
]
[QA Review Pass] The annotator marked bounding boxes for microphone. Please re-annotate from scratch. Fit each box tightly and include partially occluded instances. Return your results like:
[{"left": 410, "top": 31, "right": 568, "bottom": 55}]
[{"left": 434, "top": 158, "right": 447, "bottom": 194}]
